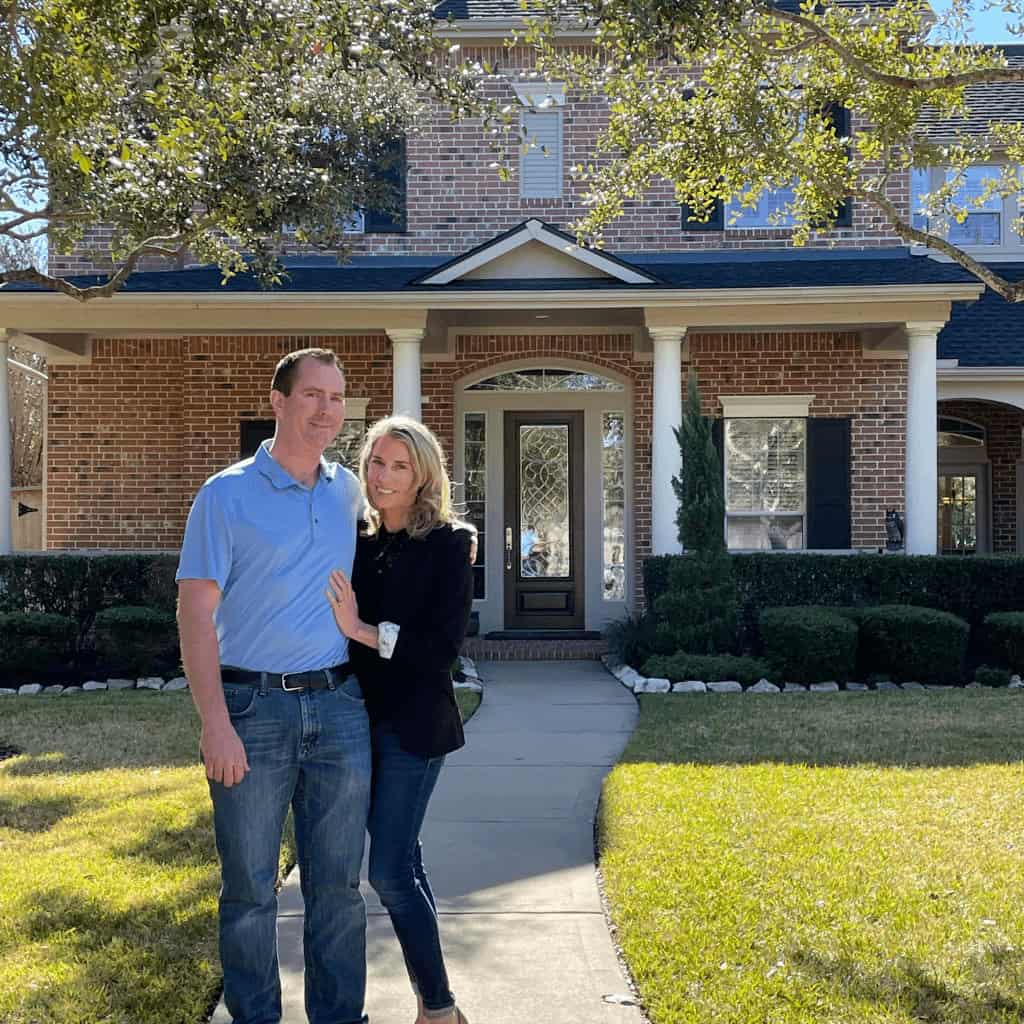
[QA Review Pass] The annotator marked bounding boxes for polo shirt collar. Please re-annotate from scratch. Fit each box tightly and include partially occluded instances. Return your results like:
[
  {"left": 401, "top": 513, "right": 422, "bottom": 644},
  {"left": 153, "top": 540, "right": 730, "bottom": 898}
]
[{"left": 255, "top": 439, "right": 337, "bottom": 490}]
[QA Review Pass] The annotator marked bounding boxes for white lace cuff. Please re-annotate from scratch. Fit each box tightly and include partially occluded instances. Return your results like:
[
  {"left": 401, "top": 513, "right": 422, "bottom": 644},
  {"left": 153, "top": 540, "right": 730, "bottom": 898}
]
[{"left": 378, "top": 621, "right": 400, "bottom": 660}]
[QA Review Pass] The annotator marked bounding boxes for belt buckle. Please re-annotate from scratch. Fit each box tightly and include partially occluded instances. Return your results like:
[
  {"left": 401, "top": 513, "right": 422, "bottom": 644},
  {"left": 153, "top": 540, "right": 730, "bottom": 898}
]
[{"left": 280, "top": 672, "right": 306, "bottom": 693}]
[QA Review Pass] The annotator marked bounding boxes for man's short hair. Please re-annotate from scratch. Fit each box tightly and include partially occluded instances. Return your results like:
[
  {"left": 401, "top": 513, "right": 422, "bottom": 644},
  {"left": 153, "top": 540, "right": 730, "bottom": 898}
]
[{"left": 271, "top": 348, "right": 344, "bottom": 396}]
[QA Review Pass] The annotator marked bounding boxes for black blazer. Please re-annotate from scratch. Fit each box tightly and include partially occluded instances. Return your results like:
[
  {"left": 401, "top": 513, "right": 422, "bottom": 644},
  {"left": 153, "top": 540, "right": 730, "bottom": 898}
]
[{"left": 350, "top": 522, "right": 474, "bottom": 758}]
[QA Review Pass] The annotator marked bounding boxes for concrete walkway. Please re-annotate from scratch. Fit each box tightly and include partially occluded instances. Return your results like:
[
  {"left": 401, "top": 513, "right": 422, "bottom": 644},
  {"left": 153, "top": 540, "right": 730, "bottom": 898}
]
[{"left": 212, "top": 659, "right": 642, "bottom": 1024}]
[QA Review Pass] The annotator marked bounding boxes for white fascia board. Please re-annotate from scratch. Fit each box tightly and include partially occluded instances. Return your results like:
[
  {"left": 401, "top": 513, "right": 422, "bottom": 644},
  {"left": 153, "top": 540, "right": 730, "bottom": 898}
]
[
  {"left": 435, "top": 19, "right": 595, "bottom": 39},
  {"left": 0, "top": 282, "right": 986, "bottom": 319},
  {"left": 418, "top": 219, "right": 653, "bottom": 285}
]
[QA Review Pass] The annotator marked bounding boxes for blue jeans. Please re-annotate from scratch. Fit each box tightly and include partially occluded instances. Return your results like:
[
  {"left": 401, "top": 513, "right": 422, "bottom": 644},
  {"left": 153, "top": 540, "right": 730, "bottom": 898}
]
[
  {"left": 208, "top": 675, "right": 371, "bottom": 1024},
  {"left": 367, "top": 722, "right": 453, "bottom": 1015}
]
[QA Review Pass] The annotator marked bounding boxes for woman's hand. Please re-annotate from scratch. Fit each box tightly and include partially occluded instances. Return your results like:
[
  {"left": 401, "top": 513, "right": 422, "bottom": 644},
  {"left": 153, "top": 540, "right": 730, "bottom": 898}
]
[{"left": 326, "top": 569, "right": 363, "bottom": 639}]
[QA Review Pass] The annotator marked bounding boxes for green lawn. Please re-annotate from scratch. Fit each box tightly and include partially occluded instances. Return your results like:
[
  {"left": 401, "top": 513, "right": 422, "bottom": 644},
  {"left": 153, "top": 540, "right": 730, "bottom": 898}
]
[
  {"left": 455, "top": 686, "right": 481, "bottom": 723},
  {"left": 0, "top": 692, "right": 228, "bottom": 1024},
  {"left": 600, "top": 691, "right": 1024, "bottom": 1024}
]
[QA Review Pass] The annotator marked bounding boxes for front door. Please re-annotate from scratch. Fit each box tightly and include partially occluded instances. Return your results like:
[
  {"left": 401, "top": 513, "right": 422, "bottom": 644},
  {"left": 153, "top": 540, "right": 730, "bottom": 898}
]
[{"left": 503, "top": 411, "right": 585, "bottom": 629}]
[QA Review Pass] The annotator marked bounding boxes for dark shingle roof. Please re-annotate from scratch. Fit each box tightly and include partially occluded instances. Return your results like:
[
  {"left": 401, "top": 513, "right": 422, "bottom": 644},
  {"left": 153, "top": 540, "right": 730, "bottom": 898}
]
[
  {"left": 938, "top": 263, "right": 1024, "bottom": 367},
  {"left": 917, "top": 46, "right": 1024, "bottom": 137}
]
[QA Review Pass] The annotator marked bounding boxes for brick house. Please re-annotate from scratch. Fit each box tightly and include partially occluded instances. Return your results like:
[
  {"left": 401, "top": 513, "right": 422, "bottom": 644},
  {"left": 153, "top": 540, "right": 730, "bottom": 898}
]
[{"left": 1, "top": 8, "right": 1022, "bottom": 637}]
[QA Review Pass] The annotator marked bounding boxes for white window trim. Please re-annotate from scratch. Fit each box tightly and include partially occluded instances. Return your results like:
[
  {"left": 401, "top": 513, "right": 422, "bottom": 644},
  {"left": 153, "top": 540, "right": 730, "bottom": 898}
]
[
  {"left": 910, "top": 163, "right": 1023, "bottom": 258},
  {"left": 719, "top": 394, "right": 814, "bottom": 419},
  {"left": 512, "top": 81, "right": 566, "bottom": 109},
  {"left": 344, "top": 397, "right": 369, "bottom": 420},
  {"left": 723, "top": 415, "right": 808, "bottom": 551}
]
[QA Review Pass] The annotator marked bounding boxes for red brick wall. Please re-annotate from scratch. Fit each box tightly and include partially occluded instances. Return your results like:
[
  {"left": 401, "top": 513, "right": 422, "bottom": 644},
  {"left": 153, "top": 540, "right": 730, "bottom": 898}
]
[
  {"left": 687, "top": 332, "right": 907, "bottom": 550},
  {"left": 47, "top": 331, "right": 905, "bottom": 595},
  {"left": 49, "top": 45, "right": 907, "bottom": 276},
  {"left": 938, "top": 399, "right": 1023, "bottom": 553},
  {"left": 47, "top": 336, "right": 394, "bottom": 549}
]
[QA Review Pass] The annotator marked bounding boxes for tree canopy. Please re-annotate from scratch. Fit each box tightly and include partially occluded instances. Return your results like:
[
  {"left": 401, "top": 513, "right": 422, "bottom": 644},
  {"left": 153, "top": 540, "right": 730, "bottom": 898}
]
[
  {"left": 1, "top": 0, "right": 482, "bottom": 299},
  {"left": 527, "top": 0, "right": 1024, "bottom": 301}
]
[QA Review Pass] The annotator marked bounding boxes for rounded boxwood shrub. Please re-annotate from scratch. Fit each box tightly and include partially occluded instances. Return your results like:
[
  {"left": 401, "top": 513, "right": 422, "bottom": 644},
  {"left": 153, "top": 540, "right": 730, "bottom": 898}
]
[
  {"left": 974, "top": 665, "right": 1013, "bottom": 688},
  {"left": 758, "top": 606, "right": 858, "bottom": 683},
  {"left": 0, "top": 611, "right": 75, "bottom": 681},
  {"left": 93, "top": 605, "right": 178, "bottom": 677},
  {"left": 984, "top": 612, "right": 1024, "bottom": 672},
  {"left": 641, "top": 652, "right": 774, "bottom": 686},
  {"left": 858, "top": 605, "right": 969, "bottom": 685}
]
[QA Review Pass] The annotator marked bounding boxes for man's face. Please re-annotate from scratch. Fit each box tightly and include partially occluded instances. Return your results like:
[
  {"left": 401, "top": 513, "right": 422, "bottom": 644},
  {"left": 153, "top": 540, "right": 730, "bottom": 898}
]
[{"left": 270, "top": 357, "right": 346, "bottom": 455}]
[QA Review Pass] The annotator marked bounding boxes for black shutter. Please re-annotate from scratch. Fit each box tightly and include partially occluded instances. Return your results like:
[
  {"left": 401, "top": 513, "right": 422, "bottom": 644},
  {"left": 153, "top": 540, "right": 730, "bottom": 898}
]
[
  {"left": 681, "top": 198, "right": 724, "bottom": 232},
  {"left": 711, "top": 417, "right": 724, "bottom": 467},
  {"left": 823, "top": 103, "right": 853, "bottom": 228},
  {"left": 806, "top": 417, "right": 852, "bottom": 549},
  {"left": 240, "top": 419, "right": 275, "bottom": 459},
  {"left": 364, "top": 137, "right": 407, "bottom": 233}
]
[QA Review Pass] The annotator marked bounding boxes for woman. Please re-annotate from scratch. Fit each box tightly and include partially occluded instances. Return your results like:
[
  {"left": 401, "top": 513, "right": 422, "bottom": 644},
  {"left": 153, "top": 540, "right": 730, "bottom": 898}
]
[{"left": 326, "top": 415, "right": 474, "bottom": 1024}]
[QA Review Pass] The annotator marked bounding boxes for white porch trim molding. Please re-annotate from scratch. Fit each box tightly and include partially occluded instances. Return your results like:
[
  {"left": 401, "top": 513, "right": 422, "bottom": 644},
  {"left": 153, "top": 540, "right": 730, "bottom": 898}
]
[
  {"left": 386, "top": 328, "right": 424, "bottom": 420},
  {"left": 905, "top": 321, "right": 944, "bottom": 555},
  {"left": 0, "top": 334, "right": 11, "bottom": 554},
  {"left": 648, "top": 326, "right": 687, "bottom": 555}
]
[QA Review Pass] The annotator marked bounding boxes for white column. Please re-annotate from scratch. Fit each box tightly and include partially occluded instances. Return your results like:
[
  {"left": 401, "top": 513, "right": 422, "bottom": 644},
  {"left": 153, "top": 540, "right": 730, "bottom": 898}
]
[
  {"left": 0, "top": 337, "right": 11, "bottom": 554},
  {"left": 386, "top": 329, "right": 423, "bottom": 420},
  {"left": 649, "top": 327, "right": 686, "bottom": 555},
  {"left": 904, "top": 321, "right": 942, "bottom": 555}
]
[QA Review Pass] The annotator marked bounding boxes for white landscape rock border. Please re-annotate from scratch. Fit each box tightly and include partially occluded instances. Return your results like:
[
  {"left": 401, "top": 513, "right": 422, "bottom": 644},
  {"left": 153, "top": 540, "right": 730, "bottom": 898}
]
[
  {"left": 1, "top": 656, "right": 486, "bottom": 699},
  {"left": 601, "top": 656, "right": 1024, "bottom": 696}
]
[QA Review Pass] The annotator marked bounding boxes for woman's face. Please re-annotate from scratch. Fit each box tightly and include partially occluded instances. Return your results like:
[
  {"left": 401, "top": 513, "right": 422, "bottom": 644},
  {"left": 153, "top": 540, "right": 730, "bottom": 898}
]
[{"left": 367, "top": 435, "right": 418, "bottom": 519}]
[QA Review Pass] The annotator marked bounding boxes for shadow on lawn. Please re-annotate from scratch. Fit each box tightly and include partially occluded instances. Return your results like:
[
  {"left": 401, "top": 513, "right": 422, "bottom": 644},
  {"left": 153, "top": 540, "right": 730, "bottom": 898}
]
[
  {"left": 14, "top": 879, "right": 221, "bottom": 1023},
  {"left": 620, "top": 691, "right": 1024, "bottom": 768},
  {"left": 791, "top": 948, "right": 1024, "bottom": 1022},
  {"left": 0, "top": 792, "right": 79, "bottom": 832},
  {"left": 116, "top": 808, "right": 217, "bottom": 868}
]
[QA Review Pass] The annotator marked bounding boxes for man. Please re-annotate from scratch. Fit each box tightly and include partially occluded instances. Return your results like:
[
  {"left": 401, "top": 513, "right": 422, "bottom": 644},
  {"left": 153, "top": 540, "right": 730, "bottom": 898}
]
[{"left": 177, "top": 348, "right": 369, "bottom": 1024}]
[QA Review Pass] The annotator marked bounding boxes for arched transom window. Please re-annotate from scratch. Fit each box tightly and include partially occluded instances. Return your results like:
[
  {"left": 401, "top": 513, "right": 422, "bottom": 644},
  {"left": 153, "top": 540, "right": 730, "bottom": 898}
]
[{"left": 466, "top": 368, "right": 624, "bottom": 392}]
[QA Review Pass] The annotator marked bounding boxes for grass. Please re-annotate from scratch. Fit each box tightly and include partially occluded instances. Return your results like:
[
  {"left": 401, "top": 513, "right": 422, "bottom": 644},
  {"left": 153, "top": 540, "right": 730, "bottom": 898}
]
[
  {"left": 600, "top": 690, "right": 1024, "bottom": 1024},
  {"left": 0, "top": 692, "right": 294, "bottom": 1024},
  {"left": 455, "top": 687, "right": 481, "bottom": 723}
]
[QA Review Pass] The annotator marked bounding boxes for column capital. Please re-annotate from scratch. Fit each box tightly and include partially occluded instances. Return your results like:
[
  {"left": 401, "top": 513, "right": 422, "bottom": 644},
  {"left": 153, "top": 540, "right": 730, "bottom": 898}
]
[
  {"left": 904, "top": 321, "right": 946, "bottom": 342},
  {"left": 647, "top": 326, "right": 688, "bottom": 346},
  {"left": 385, "top": 328, "right": 425, "bottom": 346}
]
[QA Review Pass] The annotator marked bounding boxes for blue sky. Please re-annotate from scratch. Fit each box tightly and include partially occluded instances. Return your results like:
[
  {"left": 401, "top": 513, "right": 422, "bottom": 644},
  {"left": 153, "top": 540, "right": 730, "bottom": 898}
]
[{"left": 929, "top": 1, "right": 1022, "bottom": 43}]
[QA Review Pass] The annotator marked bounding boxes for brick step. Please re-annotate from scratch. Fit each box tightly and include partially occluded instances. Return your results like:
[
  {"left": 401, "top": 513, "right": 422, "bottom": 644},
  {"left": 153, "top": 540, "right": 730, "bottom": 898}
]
[{"left": 461, "top": 636, "right": 608, "bottom": 661}]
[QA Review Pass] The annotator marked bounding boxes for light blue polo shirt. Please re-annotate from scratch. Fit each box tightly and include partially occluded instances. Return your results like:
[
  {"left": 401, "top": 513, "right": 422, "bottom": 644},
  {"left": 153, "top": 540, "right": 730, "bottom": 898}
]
[{"left": 176, "top": 440, "right": 363, "bottom": 673}]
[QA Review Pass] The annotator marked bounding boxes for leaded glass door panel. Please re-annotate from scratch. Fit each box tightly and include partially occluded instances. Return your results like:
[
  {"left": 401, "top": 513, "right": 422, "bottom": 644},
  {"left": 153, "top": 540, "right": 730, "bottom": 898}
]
[{"left": 503, "top": 411, "right": 585, "bottom": 629}]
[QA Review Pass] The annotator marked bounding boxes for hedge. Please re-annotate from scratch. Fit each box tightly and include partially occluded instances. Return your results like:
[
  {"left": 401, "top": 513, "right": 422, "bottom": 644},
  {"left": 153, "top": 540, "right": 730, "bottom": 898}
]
[
  {"left": 984, "top": 612, "right": 1024, "bottom": 672},
  {"left": 641, "top": 652, "right": 774, "bottom": 686},
  {"left": 645, "top": 552, "right": 1024, "bottom": 648},
  {"left": 0, "top": 611, "right": 76, "bottom": 682},
  {"left": 858, "top": 605, "right": 969, "bottom": 685},
  {"left": 759, "top": 606, "right": 858, "bottom": 683},
  {"left": 93, "top": 605, "right": 179, "bottom": 677},
  {"left": 0, "top": 553, "right": 178, "bottom": 646}
]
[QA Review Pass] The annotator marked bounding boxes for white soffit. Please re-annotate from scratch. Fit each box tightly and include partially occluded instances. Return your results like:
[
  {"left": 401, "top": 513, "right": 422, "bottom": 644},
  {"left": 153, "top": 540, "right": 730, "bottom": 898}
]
[
  {"left": 719, "top": 394, "right": 815, "bottom": 418},
  {"left": 417, "top": 219, "right": 654, "bottom": 286}
]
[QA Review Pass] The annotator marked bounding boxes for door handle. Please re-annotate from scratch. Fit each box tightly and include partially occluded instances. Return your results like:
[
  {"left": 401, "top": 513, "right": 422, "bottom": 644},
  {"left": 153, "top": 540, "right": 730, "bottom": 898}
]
[{"left": 505, "top": 526, "right": 513, "bottom": 570}]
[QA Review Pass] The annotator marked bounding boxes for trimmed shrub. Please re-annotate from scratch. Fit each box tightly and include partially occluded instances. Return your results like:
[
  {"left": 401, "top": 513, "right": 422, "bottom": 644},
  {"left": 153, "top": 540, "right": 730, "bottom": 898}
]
[
  {"left": 654, "top": 551, "right": 739, "bottom": 656},
  {"left": 642, "top": 652, "right": 773, "bottom": 686},
  {"left": 984, "top": 612, "right": 1024, "bottom": 672},
  {"left": 759, "top": 606, "right": 858, "bottom": 683},
  {"left": 93, "top": 605, "right": 178, "bottom": 677},
  {"left": 0, "top": 611, "right": 75, "bottom": 681},
  {"left": 974, "top": 665, "right": 1013, "bottom": 688},
  {"left": 858, "top": 605, "right": 969, "bottom": 685},
  {"left": 604, "top": 614, "right": 666, "bottom": 669}
]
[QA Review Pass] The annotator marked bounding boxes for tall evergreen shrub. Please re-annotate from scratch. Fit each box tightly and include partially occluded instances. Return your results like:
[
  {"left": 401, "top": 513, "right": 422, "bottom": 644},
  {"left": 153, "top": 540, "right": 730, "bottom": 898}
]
[{"left": 654, "top": 372, "right": 738, "bottom": 655}]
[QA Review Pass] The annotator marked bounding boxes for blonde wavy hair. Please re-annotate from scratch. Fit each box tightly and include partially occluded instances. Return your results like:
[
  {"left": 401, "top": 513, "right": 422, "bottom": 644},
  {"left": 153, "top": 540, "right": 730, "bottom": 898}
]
[{"left": 358, "top": 415, "right": 459, "bottom": 540}]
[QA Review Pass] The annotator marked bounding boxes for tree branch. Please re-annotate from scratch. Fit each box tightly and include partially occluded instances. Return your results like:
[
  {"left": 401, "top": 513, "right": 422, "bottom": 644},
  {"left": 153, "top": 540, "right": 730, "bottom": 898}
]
[
  {"left": 859, "top": 185, "right": 1024, "bottom": 302},
  {"left": 764, "top": 5, "right": 1024, "bottom": 91}
]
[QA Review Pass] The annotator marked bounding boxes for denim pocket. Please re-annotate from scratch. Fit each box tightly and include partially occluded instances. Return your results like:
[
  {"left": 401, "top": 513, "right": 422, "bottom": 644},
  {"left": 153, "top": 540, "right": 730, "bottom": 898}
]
[
  {"left": 222, "top": 683, "right": 258, "bottom": 718},
  {"left": 336, "top": 675, "right": 365, "bottom": 704}
]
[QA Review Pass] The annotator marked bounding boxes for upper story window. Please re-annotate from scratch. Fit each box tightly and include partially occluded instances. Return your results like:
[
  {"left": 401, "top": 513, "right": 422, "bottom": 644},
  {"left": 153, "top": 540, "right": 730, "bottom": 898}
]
[
  {"left": 912, "top": 165, "right": 1021, "bottom": 249},
  {"left": 514, "top": 82, "right": 565, "bottom": 200},
  {"left": 682, "top": 105, "right": 852, "bottom": 233}
]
